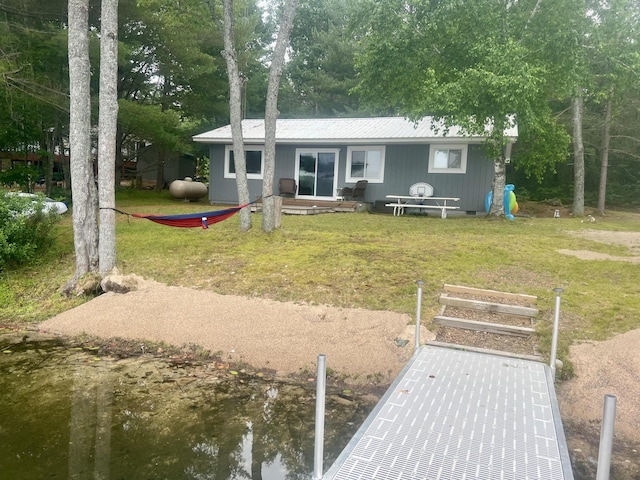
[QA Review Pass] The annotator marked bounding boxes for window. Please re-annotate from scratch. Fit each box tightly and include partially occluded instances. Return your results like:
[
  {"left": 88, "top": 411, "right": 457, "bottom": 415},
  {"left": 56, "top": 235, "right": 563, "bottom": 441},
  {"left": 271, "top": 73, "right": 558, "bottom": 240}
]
[
  {"left": 428, "top": 144, "right": 468, "bottom": 174},
  {"left": 224, "top": 145, "right": 264, "bottom": 179},
  {"left": 346, "top": 146, "right": 385, "bottom": 183}
]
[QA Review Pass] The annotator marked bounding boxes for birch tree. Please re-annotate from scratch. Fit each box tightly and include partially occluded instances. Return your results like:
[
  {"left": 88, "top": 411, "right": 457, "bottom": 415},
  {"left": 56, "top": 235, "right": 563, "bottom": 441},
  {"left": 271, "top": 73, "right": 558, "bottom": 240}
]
[
  {"left": 588, "top": 0, "right": 640, "bottom": 214},
  {"left": 64, "top": 0, "right": 99, "bottom": 293},
  {"left": 572, "top": 93, "right": 585, "bottom": 216},
  {"left": 222, "top": 0, "right": 252, "bottom": 231},
  {"left": 65, "top": 0, "right": 120, "bottom": 291},
  {"left": 98, "top": 0, "right": 119, "bottom": 276},
  {"left": 220, "top": 0, "right": 298, "bottom": 232},
  {"left": 262, "top": 0, "right": 298, "bottom": 233}
]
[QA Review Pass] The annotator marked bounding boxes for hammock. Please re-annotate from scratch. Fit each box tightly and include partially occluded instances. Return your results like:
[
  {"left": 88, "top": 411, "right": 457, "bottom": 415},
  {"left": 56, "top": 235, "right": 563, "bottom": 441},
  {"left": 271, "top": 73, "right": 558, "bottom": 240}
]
[{"left": 130, "top": 202, "right": 251, "bottom": 229}]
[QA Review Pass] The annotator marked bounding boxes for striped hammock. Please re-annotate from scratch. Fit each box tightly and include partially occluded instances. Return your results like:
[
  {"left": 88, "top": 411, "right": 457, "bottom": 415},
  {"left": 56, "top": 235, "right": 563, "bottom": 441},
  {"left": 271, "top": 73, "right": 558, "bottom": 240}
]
[{"left": 131, "top": 203, "right": 251, "bottom": 229}]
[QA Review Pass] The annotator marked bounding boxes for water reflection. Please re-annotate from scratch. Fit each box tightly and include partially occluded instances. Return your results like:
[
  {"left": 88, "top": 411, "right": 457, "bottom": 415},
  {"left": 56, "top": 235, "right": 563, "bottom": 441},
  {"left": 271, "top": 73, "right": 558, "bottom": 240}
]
[{"left": 0, "top": 336, "right": 373, "bottom": 479}]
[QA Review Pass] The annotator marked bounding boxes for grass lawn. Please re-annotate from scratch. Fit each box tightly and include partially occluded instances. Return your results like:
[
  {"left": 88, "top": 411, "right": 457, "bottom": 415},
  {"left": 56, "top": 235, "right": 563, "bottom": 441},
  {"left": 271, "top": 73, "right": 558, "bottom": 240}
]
[{"left": 2, "top": 190, "right": 639, "bottom": 377}]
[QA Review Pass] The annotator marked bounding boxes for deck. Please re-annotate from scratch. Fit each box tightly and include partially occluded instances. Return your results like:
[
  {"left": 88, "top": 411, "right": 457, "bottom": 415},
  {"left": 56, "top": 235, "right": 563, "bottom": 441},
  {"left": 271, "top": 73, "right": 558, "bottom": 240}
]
[
  {"left": 323, "top": 345, "right": 574, "bottom": 480},
  {"left": 252, "top": 198, "right": 363, "bottom": 215}
]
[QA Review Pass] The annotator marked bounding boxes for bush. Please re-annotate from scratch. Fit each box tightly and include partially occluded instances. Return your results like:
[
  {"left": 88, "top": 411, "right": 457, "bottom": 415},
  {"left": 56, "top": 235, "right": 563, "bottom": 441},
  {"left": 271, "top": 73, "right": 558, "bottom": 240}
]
[{"left": 0, "top": 192, "right": 61, "bottom": 271}]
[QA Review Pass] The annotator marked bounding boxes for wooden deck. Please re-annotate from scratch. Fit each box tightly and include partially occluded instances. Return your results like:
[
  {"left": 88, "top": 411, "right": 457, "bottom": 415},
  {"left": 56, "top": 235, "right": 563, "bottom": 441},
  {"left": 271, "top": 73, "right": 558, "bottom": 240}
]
[{"left": 253, "top": 198, "right": 363, "bottom": 215}]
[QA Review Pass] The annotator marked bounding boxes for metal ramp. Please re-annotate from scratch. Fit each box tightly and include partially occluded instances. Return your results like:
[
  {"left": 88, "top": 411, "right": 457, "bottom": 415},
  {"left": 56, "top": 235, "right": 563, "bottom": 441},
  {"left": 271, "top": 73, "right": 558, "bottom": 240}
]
[{"left": 323, "top": 345, "right": 574, "bottom": 480}]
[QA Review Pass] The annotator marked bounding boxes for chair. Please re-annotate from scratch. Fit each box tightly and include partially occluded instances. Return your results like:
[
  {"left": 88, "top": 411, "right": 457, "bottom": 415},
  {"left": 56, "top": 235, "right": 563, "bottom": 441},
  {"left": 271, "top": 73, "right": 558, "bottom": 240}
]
[
  {"left": 342, "top": 180, "right": 368, "bottom": 201},
  {"left": 278, "top": 178, "right": 297, "bottom": 197}
]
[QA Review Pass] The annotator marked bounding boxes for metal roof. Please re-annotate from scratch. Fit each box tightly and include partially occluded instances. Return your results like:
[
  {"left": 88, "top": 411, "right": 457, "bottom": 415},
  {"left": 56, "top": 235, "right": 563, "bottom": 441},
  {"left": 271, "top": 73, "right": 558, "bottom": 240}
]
[
  {"left": 192, "top": 117, "right": 518, "bottom": 145},
  {"left": 323, "top": 345, "right": 574, "bottom": 480}
]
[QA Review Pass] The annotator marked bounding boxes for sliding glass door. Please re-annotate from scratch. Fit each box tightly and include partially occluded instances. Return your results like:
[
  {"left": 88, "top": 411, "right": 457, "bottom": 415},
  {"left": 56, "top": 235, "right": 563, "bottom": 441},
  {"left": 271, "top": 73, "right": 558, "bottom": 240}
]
[{"left": 295, "top": 149, "right": 339, "bottom": 199}]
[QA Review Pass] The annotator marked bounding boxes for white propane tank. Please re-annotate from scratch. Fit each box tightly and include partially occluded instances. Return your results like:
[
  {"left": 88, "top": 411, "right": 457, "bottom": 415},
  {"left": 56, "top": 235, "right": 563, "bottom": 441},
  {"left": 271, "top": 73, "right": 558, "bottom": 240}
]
[{"left": 169, "top": 177, "right": 208, "bottom": 202}]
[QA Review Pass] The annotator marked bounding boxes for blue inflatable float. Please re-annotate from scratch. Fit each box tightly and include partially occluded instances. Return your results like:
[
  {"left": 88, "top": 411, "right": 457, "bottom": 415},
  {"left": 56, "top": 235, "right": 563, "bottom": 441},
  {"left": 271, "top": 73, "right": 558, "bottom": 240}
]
[{"left": 485, "top": 184, "right": 519, "bottom": 220}]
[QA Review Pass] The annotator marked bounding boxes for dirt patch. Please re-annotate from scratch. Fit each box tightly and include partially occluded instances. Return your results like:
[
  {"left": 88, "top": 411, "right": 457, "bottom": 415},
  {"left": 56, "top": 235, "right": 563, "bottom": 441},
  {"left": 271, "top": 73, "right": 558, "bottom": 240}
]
[
  {"left": 38, "top": 284, "right": 434, "bottom": 387},
  {"left": 561, "top": 229, "right": 640, "bottom": 263}
]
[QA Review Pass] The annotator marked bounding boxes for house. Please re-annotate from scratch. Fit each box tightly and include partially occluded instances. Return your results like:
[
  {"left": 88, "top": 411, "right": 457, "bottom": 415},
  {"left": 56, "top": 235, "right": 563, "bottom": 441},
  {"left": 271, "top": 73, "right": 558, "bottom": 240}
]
[{"left": 192, "top": 117, "right": 517, "bottom": 214}]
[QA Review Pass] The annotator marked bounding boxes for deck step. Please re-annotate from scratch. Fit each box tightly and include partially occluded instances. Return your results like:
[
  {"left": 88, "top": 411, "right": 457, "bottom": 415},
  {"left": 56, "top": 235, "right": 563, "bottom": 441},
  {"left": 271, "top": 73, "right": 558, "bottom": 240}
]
[
  {"left": 439, "top": 295, "right": 539, "bottom": 317},
  {"left": 433, "top": 315, "right": 536, "bottom": 337},
  {"left": 443, "top": 284, "right": 537, "bottom": 305},
  {"left": 425, "top": 340, "right": 544, "bottom": 362}
]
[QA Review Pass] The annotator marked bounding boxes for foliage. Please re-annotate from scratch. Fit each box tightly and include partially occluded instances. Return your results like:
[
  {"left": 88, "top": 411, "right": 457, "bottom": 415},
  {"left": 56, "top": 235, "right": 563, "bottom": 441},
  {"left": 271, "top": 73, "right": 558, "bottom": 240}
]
[
  {"left": 0, "top": 165, "right": 42, "bottom": 192},
  {"left": 118, "top": 100, "right": 189, "bottom": 154},
  {"left": 195, "top": 157, "right": 210, "bottom": 183},
  {"left": 353, "top": 0, "right": 583, "bottom": 177},
  {"left": 0, "top": 191, "right": 61, "bottom": 271},
  {"left": 281, "top": 0, "right": 361, "bottom": 116}
]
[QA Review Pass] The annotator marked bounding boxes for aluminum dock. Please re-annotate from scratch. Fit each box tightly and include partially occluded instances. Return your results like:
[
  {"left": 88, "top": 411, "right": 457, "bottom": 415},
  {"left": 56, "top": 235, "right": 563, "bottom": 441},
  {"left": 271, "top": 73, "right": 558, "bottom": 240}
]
[{"left": 323, "top": 345, "right": 574, "bottom": 480}]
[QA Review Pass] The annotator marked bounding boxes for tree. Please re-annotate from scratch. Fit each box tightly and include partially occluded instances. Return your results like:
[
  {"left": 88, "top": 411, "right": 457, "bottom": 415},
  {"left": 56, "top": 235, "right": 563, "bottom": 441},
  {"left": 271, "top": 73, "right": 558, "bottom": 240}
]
[
  {"left": 65, "top": 0, "right": 99, "bottom": 292},
  {"left": 261, "top": 0, "right": 299, "bottom": 233},
  {"left": 104, "top": 0, "right": 221, "bottom": 192},
  {"left": 354, "top": 0, "right": 581, "bottom": 216},
  {"left": 587, "top": 0, "right": 640, "bottom": 214},
  {"left": 282, "top": 0, "right": 360, "bottom": 116},
  {"left": 98, "top": 0, "right": 118, "bottom": 276},
  {"left": 221, "top": 0, "right": 252, "bottom": 231},
  {"left": 219, "top": 0, "right": 298, "bottom": 232},
  {"left": 0, "top": 1, "right": 71, "bottom": 194},
  {"left": 572, "top": 93, "right": 585, "bottom": 216}
]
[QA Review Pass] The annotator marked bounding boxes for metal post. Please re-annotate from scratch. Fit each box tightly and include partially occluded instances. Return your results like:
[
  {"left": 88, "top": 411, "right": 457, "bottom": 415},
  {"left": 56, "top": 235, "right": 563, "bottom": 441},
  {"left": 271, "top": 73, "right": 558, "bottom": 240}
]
[
  {"left": 596, "top": 394, "right": 617, "bottom": 480},
  {"left": 550, "top": 287, "right": 563, "bottom": 380},
  {"left": 415, "top": 280, "right": 425, "bottom": 351},
  {"left": 313, "top": 354, "right": 327, "bottom": 480}
]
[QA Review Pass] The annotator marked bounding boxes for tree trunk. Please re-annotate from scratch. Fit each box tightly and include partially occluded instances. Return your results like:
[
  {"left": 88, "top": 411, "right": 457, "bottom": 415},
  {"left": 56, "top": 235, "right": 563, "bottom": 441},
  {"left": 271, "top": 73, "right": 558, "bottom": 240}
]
[
  {"left": 222, "top": 0, "right": 251, "bottom": 231},
  {"left": 59, "top": 131, "right": 71, "bottom": 190},
  {"left": 64, "top": 0, "right": 99, "bottom": 294},
  {"left": 154, "top": 150, "right": 165, "bottom": 192},
  {"left": 98, "top": 0, "right": 119, "bottom": 276},
  {"left": 262, "top": 0, "right": 299, "bottom": 233},
  {"left": 572, "top": 93, "right": 585, "bottom": 217},
  {"left": 41, "top": 128, "right": 54, "bottom": 195},
  {"left": 489, "top": 156, "right": 506, "bottom": 217},
  {"left": 598, "top": 93, "right": 613, "bottom": 215}
]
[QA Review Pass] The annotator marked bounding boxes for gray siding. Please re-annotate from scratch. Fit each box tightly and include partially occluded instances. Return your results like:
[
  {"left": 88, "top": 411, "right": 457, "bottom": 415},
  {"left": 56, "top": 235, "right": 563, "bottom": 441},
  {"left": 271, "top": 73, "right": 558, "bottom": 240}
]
[{"left": 208, "top": 142, "right": 494, "bottom": 212}]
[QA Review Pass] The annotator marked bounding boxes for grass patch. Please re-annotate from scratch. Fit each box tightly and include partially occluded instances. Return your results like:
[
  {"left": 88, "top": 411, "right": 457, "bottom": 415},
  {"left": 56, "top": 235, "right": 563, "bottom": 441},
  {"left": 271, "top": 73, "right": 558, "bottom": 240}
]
[{"left": 2, "top": 194, "right": 640, "bottom": 375}]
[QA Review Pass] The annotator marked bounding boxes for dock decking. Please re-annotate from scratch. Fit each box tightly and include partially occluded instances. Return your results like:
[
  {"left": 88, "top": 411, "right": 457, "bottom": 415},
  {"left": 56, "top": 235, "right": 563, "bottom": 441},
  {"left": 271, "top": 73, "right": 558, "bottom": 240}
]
[{"left": 323, "top": 345, "right": 573, "bottom": 480}]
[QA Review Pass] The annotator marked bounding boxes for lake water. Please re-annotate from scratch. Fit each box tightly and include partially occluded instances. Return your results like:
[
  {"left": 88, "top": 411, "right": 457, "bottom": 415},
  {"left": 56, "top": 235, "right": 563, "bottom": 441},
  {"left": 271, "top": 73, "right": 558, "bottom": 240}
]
[{"left": 0, "top": 334, "right": 374, "bottom": 479}]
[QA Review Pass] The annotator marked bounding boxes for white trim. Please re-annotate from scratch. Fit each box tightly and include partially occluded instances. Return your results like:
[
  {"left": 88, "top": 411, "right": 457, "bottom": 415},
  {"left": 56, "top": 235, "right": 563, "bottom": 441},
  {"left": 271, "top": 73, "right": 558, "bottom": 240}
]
[
  {"left": 294, "top": 148, "right": 340, "bottom": 199},
  {"left": 346, "top": 145, "right": 385, "bottom": 183},
  {"left": 428, "top": 144, "right": 468, "bottom": 174},
  {"left": 224, "top": 145, "right": 265, "bottom": 179}
]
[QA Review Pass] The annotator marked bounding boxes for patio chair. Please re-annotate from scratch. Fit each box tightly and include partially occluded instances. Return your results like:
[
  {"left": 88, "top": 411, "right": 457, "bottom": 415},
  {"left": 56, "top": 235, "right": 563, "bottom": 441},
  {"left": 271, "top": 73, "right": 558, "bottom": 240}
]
[
  {"left": 278, "top": 178, "right": 297, "bottom": 197},
  {"left": 342, "top": 180, "right": 368, "bottom": 201}
]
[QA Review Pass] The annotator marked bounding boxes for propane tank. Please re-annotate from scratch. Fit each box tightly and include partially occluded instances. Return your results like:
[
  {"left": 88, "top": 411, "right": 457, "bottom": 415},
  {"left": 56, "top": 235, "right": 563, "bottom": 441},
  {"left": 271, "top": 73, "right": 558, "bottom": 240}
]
[{"left": 169, "top": 177, "right": 208, "bottom": 202}]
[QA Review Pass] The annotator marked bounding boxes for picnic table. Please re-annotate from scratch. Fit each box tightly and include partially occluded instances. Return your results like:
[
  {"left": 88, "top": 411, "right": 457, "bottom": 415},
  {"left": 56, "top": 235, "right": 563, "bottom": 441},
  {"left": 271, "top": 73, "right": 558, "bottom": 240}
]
[{"left": 385, "top": 194, "right": 460, "bottom": 219}]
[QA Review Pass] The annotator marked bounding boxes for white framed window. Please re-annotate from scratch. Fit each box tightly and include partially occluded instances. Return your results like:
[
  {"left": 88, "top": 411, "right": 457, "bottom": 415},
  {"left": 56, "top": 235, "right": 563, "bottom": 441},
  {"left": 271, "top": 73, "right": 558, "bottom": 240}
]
[
  {"left": 224, "top": 145, "right": 264, "bottom": 179},
  {"left": 346, "top": 146, "right": 385, "bottom": 183},
  {"left": 428, "top": 144, "right": 468, "bottom": 174}
]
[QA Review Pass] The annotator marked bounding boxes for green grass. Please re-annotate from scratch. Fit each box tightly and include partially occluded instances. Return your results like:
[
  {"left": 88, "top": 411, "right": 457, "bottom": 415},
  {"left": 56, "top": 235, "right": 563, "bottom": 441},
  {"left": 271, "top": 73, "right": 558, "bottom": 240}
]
[{"left": 2, "top": 193, "right": 640, "bottom": 378}]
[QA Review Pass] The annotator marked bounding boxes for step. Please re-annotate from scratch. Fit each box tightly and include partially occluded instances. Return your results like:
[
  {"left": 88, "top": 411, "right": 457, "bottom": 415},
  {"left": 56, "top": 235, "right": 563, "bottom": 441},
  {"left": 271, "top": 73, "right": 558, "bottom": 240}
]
[
  {"left": 433, "top": 315, "right": 536, "bottom": 337},
  {"left": 439, "top": 295, "right": 539, "bottom": 317},
  {"left": 443, "top": 284, "right": 538, "bottom": 305}
]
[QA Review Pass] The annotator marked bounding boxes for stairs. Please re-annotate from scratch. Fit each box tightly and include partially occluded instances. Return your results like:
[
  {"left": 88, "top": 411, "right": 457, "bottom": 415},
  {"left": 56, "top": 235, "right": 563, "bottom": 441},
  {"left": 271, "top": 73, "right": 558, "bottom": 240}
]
[{"left": 428, "top": 284, "right": 544, "bottom": 361}]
